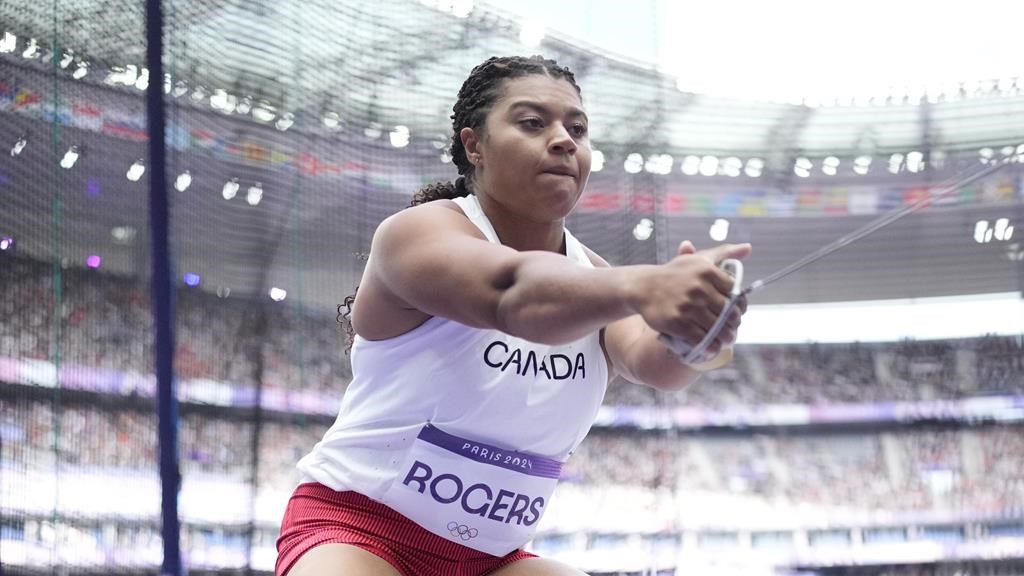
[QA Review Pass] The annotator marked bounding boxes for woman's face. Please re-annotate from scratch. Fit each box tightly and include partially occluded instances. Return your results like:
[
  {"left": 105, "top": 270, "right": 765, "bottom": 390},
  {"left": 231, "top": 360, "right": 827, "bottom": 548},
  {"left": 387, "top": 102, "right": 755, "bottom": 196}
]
[{"left": 463, "top": 74, "right": 591, "bottom": 222}]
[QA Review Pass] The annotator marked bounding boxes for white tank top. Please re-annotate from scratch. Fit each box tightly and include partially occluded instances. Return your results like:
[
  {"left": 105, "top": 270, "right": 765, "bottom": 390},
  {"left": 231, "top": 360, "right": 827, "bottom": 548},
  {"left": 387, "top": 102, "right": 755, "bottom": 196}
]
[{"left": 296, "top": 194, "right": 609, "bottom": 501}]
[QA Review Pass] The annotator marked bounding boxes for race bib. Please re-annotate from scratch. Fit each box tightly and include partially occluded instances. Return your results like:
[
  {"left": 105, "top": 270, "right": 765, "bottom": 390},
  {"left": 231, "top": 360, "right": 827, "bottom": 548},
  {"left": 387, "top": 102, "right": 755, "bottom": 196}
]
[{"left": 381, "top": 423, "right": 562, "bottom": 556}]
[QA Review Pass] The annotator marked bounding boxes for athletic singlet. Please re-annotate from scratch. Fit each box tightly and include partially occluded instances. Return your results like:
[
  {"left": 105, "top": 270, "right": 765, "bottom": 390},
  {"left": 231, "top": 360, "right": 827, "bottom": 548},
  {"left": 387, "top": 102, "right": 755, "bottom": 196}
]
[{"left": 296, "top": 194, "right": 608, "bottom": 554}]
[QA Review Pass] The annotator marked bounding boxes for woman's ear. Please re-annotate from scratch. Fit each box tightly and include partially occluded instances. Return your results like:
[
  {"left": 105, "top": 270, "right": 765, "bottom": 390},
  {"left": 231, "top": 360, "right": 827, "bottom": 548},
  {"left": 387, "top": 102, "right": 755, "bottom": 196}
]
[{"left": 460, "top": 127, "right": 482, "bottom": 166}]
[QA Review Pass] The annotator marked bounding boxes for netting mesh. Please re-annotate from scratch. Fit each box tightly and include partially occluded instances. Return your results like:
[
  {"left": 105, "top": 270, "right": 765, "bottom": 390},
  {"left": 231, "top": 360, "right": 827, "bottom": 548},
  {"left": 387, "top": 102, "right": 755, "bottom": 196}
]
[{"left": 1, "top": 1, "right": 1023, "bottom": 575}]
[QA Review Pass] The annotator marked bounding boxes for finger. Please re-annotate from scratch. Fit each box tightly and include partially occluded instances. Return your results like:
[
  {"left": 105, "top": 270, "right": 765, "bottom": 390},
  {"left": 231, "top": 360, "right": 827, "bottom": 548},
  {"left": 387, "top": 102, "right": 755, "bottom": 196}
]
[
  {"left": 678, "top": 240, "right": 697, "bottom": 256},
  {"left": 698, "top": 243, "right": 752, "bottom": 265}
]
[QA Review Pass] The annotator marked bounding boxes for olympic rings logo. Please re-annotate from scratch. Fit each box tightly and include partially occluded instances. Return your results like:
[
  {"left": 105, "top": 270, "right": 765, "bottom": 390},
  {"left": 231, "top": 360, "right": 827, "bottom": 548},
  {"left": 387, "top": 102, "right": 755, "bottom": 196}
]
[{"left": 447, "top": 521, "right": 479, "bottom": 541}]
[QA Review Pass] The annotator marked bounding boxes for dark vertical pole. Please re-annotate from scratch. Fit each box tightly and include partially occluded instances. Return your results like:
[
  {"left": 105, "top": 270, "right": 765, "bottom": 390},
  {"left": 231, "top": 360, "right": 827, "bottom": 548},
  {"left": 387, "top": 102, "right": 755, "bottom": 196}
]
[{"left": 146, "top": 0, "right": 181, "bottom": 575}]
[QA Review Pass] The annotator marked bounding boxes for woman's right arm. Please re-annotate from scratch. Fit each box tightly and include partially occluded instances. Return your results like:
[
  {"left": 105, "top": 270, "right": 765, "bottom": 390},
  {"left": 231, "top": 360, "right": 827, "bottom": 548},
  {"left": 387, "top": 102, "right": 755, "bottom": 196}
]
[{"left": 366, "top": 201, "right": 739, "bottom": 347}]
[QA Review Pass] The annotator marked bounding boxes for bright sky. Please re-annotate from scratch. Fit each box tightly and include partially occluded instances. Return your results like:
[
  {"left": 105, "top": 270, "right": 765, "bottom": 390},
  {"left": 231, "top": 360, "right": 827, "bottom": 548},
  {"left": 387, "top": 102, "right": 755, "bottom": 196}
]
[{"left": 494, "top": 0, "right": 1023, "bottom": 103}]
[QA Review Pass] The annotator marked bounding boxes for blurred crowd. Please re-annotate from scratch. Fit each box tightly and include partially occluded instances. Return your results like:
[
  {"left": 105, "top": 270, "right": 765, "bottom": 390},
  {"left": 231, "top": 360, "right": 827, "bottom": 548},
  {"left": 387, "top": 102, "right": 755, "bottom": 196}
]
[
  {"left": 2, "top": 256, "right": 1021, "bottom": 409},
  {"left": 2, "top": 397, "right": 1022, "bottom": 515}
]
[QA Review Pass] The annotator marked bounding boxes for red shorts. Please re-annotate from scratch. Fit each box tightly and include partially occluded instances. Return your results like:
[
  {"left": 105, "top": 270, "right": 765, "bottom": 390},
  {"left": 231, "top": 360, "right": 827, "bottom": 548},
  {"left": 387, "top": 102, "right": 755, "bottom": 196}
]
[{"left": 276, "top": 483, "right": 537, "bottom": 576}]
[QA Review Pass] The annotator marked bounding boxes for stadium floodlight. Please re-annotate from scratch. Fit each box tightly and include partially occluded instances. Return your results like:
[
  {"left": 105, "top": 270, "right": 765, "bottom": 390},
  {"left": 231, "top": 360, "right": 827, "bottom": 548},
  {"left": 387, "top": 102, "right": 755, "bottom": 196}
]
[
  {"left": 623, "top": 153, "right": 644, "bottom": 174},
  {"left": 389, "top": 125, "right": 410, "bottom": 148},
  {"left": 994, "top": 218, "right": 1014, "bottom": 242},
  {"left": 794, "top": 157, "right": 812, "bottom": 178},
  {"left": 234, "top": 96, "right": 252, "bottom": 114},
  {"left": 11, "top": 136, "right": 26, "bottom": 157},
  {"left": 174, "top": 171, "right": 192, "bottom": 192},
  {"left": 681, "top": 155, "right": 700, "bottom": 176},
  {"left": 60, "top": 146, "right": 79, "bottom": 169},
  {"left": 591, "top": 150, "right": 604, "bottom": 172},
  {"left": 323, "top": 112, "right": 341, "bottom": 129},
  {"left": 519, "top": 19, "right": 545, "bottom": 47},
  {"left": 126, "top": 160, "right": 145, "bottom": 182},
  {"left": 709, "top": 218, "right": 730, "bottom": 242},
  {"left": 744, "top": 158, "right": 764, "bottom": 178},
  {"left": 854, "top": 155, "right": 872, "bottom": 175},
  {"left": 906, "top": 151, "right": 924, "bottom": 173},
  {"left": 698, "top": 156, "right": 718, "bottom": 177},
  {"left": 171, "top": 80, "right": 189, "bottom": 98},
  {"left": 644, "top": 154, "right": 673, "bottom": 175},
  {"left": 249, "top": 101, "right": 274, "bottom": 122},
  {"left": 22, "top": 37, "right": 39, "bottom": 59},
  {"left": 222, "top": 178, "right": 239, "bottom": 200},
  {"left": 364, "top": 123, "right": 383, "bottom": 139},
  {"left": 632, "top": 218, "right": 654, "bottom": 241},
  {"left": 111, "top": 226, "right": 136, "bottom": 244},
  {"left": 0, "top": 32, "right": 16, "bottom": 54},
  {"left": 275, "top": 113, "right": 295, "bottom": 131},
  {"left": 888, "top": 153, "right": 904, "bottom": 174},
  {"left": 822, "top": 156, "right": 840, "bottom": 176},
  {"left": 722, "top": 157, "right": 742, "bottom": 177},
  {"left": 72, "top": 61, "right": 89, "bottom": 79},
  {"left": 450, "top": 0, "right": 474, "bottom": 17},
  {"left": 246, "top": 182, "right": 263, "bottom": 206},
  {"left": 134, "top": 68, "right": 149, "bottom": 91}
]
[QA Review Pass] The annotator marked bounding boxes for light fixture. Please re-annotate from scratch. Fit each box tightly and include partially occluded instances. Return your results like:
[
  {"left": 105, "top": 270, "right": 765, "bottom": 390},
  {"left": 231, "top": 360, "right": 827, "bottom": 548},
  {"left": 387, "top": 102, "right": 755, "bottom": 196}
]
[
  {"left": 86, "top": 255, "right": 102, "bottom": 269},
  {"left": 994, "top": 218, "right": 1014, "bottom": 241},
  {"left": 0, "top": 32, "right": 16, "bottom": 54},
  {"left": 72, "top": 61, "right": 88, "bottom": 79},
  {"left": 822, "top": 156, "right": 840, "bottom": 176},
  {"left": 519, "top": 19, "right": 545, "bottom": 47},
  {"left": 134, "top": 68, "right": 149, "bottom": 91},
  {"left": 698, "top": 155, "right": 719, "bottom": 176},
  {"left": 794, "top": 157, "right": 812, "bottom": 178},
  {"left": 322, "top": 112, "right": 341, "bottom": 129},
  {"left": 11, "top": 136, "right": 26, "bottom": 157},
  {"left": 681, "top": 155, "right": 700, "bottom": 176},
  {"left": 234, "top": 96, "right": 252, "bottom": 114},
  {"left": 623, "top": 153, "right": 643, "bottom": 174},
  {"left": 854, "top": 155, "right": 872, "bottom": 175},
  {"left": 22, "top": 37, "right": 39, "bottom": 59},
  {"left": 722, "top": 157, "right": 742, "bottom": 177},
  {"left": 275, "top": 113, "right": 295, "bottom": 131},
  {"left": 111, "top": 226, "right": 137, "bottom": 244},
  {"left": 222, "top": 178, "right": 239, "bottom": 200},
  {"left": 389, "top": 125, "right": 410, "bottom": 148},
  {"left": 269, "top": 287, "right": 287, "bottom": 302},
  {"left": 364, "top": 123, "right": 383, "bottom": 139},
  {"left": 126, "top": 160, "right": 145, "bottom": 182},
  {"left": 591, "top": 150, "right": 605, "bottom": 172},
  {"left": 60, "top": 146, "right": 80, "bottom": 169},
  {"left": 888, "top": 153, "right": 904, "bottom": 174},
  {"left": 632, "top": 218, "right": 654, "bottom": 241},
  {"left": 709, "top": 218, "right": 730, "bottom": 242},
  {"left": 252, "top": 101, "right": 276, "bottom": 122},
  {"left": 183, "top": 273, "right": 201, "bottom": 287},
  {"left": 906, "top": 151, "right": 924, "bottom": 173},
  {"left": 0, "top": 236, "right": 13, "bottom": 251},
  {"left": 644, "top": 154, "right": 673, "bottom": 175},
  {"left": 744, "top": 158, "right": 763, "bottom": 178},
  {"left": 246, "top": 182, "right": 263, "bottom": 206},
  {"left": 59, "top": 50, "right": 74, "bottom": 69},
  {"left": 174, "top": 171, "right": 192, "bottom": 192}
]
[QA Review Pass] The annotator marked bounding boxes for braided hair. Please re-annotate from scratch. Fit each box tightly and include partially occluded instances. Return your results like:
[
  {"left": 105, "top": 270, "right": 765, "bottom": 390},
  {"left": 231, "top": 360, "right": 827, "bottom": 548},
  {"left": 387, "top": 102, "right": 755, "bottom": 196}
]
[{"left": 338, "top": 55, "right": 583, "bottom": 347}]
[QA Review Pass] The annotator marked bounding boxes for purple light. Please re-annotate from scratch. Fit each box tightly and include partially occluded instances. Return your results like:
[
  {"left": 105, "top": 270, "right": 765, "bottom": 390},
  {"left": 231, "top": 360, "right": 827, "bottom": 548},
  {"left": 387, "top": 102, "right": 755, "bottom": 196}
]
[
  {"left": 0, "top": 236, "right": 13, "bottom": 251},
  {"left": 86, "top": 254, "right": 101, "bottom": 268},
  {"left": 183, "top": 273, "right": 200, "bottom": 287},
  {"left": 86, "top": 179, "right": 101, "bottom": 197}
]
